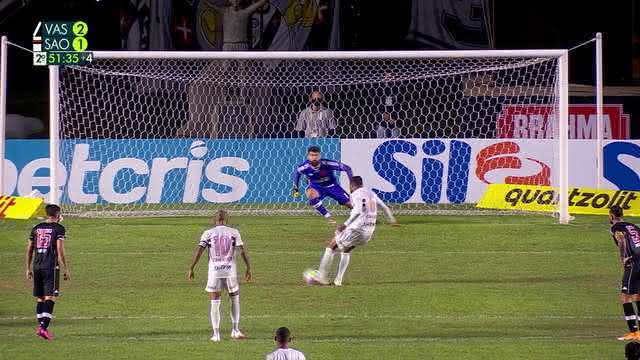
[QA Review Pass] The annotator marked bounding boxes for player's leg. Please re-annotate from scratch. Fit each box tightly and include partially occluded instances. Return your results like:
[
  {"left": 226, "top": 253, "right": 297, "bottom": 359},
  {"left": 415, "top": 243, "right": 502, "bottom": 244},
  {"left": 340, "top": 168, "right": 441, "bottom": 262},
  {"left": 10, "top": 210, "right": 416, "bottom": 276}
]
[
  {"left": 34, "top": 297, "right": 47, "bottom": 340},
  {"left": 316, "top": 238, "right": 339, "bottom": 285},
  {"left": 619, "top": 268, "right": 640, "bottom": 340},
  {"left": 306, "top": 187, "right": 332, "bottom": 220},
  {"left": 334, "top": 230, "right": 369, "bottom": 286},
  {"left": 40, "top": 295, "right": 57, "bottom": 330},
  {"left": 334, "top": 246, "right": 355, "bottom": 287},
  {"left": 325, "top": 185, "right": 352, "bottom": 210},
  {"left": 34, "top": 269, "right": 56, "bottom": 340},
  {"left": 35, "top": 297, "right": 44, "bottom": 327},
  {"left": 226, "top": 278, "right": 246, "bottom": 339},
  {"left": 633, "top": 292, "right": 640, "bottom": 336},
  {"left": 631, "top": 269, "right": 640, "bottom": 340},
  {"left": 206, "top": 277, "right": 223, "bottom": 342},
  {"left": 33, "top": 269, "right": 45, "bottom": 332}
]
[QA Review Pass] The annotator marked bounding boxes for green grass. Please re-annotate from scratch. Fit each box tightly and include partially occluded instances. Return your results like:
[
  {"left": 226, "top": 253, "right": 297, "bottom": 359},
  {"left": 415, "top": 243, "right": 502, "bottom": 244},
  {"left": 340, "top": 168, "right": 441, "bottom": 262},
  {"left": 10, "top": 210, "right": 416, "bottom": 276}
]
[{"left": 0, "top": 214, "right": 634, "bottom": 359}]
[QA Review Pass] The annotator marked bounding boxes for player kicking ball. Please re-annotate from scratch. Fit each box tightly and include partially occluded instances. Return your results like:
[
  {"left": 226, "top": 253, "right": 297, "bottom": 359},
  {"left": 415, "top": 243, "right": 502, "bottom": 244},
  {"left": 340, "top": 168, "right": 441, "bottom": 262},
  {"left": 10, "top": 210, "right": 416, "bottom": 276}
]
[
  {"left": 292, "top": 145, "right": 353, "bottom": 223},
  {"left": 309, "top": 176, "right": 397, "bottom": 286},
  {"left": 188, "top": 210, "right": 252, "bottom": 342}
]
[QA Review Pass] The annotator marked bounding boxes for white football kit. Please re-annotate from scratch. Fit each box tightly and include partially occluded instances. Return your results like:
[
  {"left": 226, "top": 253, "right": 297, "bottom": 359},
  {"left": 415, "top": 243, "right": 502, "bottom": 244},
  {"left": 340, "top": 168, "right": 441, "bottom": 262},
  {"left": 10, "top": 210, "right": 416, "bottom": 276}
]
[
  {"left": 266, "top": 348, "right": 306, "bottom": 360},
  {"left": 199, "top": 225, "right": 244, "bottom": 293},
  {"left": 336, "top": 187, "right": 395, "bottom": 251}
]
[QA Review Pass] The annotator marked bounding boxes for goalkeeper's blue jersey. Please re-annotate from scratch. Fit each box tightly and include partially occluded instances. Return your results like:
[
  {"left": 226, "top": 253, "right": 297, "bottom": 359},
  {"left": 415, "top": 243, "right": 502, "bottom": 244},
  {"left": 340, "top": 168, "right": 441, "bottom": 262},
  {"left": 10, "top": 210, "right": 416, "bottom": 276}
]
[{"left": 293, "top": 159, "right": 352, "bottom": 188}]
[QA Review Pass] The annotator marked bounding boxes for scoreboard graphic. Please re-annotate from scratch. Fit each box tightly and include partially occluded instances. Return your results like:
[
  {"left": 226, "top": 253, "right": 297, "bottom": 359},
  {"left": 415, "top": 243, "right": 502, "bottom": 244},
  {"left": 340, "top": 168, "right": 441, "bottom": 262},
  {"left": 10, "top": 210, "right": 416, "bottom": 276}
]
[{"left": 32, "top": 21, "right": 93, "bottom": 66}]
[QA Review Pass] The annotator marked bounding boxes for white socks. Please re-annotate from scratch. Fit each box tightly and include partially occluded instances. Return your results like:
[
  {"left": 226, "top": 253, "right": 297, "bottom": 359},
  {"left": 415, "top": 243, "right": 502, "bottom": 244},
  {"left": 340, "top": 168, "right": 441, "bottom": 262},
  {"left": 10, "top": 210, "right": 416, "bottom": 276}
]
[
  {"left": 230, "top": 294, "right": 240, "bottom": 332},
  {"left": 318, "top": 247, "right": 336, "bottom": 280},
  {"left": 210, "top": 299, "right": 221, "bottom": 335},
  {"left": 210, "top": 296, "right": 241, "bottom": 337},
  {"left": 335, "top": 252, "right": 351, "bottom": 284}
]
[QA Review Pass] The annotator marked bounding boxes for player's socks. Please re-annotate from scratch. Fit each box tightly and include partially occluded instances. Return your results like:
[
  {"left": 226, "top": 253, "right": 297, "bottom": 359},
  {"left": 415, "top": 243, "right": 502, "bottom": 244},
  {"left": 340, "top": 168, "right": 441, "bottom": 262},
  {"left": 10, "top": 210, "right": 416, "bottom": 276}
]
[
  {"left": 623, "top": 302, "right": 638, "bottom": 332},
  {"left": 334, "top": 253, "right": 351, "bottom": 285},
  {"left": 210, "top": 299, "right": 221, "bottom": 336},
  {"left": 41, "top": 300, "right": 55, "bottom": 329},
  {"left": 309, "top": 198, "right": 329, "bottom": 217},
  {"left": 36, "top": 302, "right": 44, "bottom": 326},
  {"left": 318, "top": 247, "right": 335, "bottom": 281},
  {"left": 230, "top": 294, "right": 240, "bottom": 332}
]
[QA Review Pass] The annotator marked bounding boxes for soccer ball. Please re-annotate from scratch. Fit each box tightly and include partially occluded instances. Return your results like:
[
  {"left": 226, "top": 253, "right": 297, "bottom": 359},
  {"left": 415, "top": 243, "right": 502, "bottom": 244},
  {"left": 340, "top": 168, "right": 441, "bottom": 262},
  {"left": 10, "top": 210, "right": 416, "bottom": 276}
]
[{"left": 303, "top": 269, "right": 319, "bottom": 285}]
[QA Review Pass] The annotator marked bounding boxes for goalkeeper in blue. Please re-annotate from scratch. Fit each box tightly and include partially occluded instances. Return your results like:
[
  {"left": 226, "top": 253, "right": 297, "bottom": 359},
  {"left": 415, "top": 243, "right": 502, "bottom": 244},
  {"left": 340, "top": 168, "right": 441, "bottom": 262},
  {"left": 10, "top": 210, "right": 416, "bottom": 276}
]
[{"left": 293, "top": 146, "right": 353, "bottom": 222}]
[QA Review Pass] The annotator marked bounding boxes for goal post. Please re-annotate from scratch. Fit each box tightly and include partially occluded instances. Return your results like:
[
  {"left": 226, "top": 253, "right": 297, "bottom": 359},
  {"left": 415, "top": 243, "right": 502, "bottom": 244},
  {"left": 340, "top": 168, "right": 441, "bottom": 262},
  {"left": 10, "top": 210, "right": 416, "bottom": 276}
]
[
  {"left": 0, "top": 36, "right": 7, "bottom": 196},
  {"left": 48, "top": 49, "right": 570, "bottom": 221}
]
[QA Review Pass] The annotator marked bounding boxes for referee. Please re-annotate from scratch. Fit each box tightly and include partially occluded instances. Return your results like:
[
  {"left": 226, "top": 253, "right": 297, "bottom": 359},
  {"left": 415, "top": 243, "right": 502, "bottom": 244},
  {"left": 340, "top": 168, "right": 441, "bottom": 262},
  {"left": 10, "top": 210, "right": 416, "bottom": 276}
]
[{"left": 25, "top": 204, "right": 70, "bottom": 341}]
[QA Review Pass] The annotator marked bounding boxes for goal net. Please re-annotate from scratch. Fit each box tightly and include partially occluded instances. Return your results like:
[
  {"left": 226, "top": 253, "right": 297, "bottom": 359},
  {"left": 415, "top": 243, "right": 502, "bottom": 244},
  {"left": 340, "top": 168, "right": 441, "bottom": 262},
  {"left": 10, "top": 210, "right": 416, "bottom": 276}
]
[{"left": 52, "top": 51, "right": 568, "bottom": 218}]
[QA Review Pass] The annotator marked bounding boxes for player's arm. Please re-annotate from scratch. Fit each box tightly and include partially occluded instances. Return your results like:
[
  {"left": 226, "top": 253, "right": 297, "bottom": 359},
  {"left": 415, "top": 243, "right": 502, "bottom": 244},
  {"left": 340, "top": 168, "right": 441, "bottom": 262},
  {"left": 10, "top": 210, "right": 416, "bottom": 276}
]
[
  {"left": 238, "top": 245, "right": 252, "bottom": 282},
  {"left": 292, "top": 167, "right": 302, "bottom": 197},
  {"left": 187, "top": 245, "right": 206, "bottom": 280},
  {"left": 56, "top": 238, "right": 70, "bottom": 280},
  {"left": 342, "top": 162, "right": 353, "bottom": 180},
  {"left": 25, "top": 237, "right": 34, "bottom": 280},
  {"left": 338, "top": 199, "right": 364, "bottom": 232},
  {"left": 325, "top": 160, "right": 353, "bottom": 179},
  {"left": 616, "top": 231, "right": 632, "bottom": 266},
  {"left": 374, "top": 193, "right": 398, "bottom": 226}
]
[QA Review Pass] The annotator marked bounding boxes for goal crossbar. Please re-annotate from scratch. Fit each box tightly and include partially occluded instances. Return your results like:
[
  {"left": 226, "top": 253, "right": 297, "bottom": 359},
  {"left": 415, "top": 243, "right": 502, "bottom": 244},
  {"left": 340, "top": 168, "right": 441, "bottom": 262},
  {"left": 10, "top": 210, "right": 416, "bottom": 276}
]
[{"left": 91, "top": 50, "right": 568, "bottom": 60}]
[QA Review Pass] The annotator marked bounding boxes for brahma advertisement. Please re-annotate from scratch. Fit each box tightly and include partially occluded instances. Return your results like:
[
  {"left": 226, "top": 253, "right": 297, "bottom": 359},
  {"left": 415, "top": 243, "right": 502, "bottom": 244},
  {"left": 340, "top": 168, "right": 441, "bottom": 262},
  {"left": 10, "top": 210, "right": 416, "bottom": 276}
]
[
  {"left": 496, "top": 104, "right": 631, "bottom": 139},
  {"left": 2, "top": 139, "right": 640, "bottom": 205}
]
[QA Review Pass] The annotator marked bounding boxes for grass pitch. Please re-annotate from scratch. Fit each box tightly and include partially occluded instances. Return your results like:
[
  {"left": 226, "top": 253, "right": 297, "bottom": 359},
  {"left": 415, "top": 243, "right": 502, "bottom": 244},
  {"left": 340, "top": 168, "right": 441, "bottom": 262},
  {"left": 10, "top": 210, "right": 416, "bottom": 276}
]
[{"left": 0, "top": 214, "right": 633, "bottom": 359}]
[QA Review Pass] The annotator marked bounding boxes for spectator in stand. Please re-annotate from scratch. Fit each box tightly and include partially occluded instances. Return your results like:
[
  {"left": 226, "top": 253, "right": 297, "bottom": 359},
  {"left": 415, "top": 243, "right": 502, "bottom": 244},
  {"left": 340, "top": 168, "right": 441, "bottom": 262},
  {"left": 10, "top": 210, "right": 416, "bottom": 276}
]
[
  {"left": 376, "top": 106, "right": 401, "bottom": 138},
  {"left": 295, "top": 90, "right": 336, "bottom": 138}
]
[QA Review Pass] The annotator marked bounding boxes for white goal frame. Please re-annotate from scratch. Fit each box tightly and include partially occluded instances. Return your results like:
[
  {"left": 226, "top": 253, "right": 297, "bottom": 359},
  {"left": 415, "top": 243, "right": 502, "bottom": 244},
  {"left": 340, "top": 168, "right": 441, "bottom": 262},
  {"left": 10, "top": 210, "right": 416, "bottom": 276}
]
[{"left": 46, "top": 49, "right": 571, "bottom": 224}]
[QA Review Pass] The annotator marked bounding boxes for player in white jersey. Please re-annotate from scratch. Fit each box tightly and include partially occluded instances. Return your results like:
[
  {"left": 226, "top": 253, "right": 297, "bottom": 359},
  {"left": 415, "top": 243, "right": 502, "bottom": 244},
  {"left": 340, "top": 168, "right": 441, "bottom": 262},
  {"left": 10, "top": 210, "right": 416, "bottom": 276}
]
[
  {"left": 188, "top": 210, "right": 252, "bottom": 342},
  {"left": 266, "top": 327, "right": 306, "bottom": 360},
  {"left": 312, "top": 176, "right": 397, "bottom": 286}
]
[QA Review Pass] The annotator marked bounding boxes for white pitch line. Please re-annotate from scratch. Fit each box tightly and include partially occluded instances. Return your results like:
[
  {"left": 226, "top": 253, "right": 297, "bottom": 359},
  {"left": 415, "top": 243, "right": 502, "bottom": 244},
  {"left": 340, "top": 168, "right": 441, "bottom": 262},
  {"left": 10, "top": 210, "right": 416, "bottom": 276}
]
[
  {"left": 0, "top": 250, "right": 612, "bottom": 256},
  {"left": 0, "top": 314, "right": 620, "bottom": 321},
  {"left": 0, "top": 333, "right": 615, "bottom": 343}
]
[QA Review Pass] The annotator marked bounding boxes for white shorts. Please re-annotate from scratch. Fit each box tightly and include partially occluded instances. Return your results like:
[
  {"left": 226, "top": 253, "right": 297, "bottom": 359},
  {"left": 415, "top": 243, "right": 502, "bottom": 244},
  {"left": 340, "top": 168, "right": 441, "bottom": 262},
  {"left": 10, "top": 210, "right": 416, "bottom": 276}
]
[
  {"left": 205, "top": 276, "right": 239, "bottom": 293},
  {"left": 335, "top": 228, "right": 371, "bottom": 251}
]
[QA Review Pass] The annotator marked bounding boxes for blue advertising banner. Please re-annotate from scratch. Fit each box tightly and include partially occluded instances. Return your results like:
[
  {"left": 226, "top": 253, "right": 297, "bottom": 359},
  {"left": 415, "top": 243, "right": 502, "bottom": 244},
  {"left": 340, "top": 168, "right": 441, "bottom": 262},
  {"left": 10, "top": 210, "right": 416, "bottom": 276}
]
[
  {"left": 4, "top": 139, "right": 340, "bottom": 204},
  {"left": 5, "top": 138, "right": 640, "bottom": 205}
]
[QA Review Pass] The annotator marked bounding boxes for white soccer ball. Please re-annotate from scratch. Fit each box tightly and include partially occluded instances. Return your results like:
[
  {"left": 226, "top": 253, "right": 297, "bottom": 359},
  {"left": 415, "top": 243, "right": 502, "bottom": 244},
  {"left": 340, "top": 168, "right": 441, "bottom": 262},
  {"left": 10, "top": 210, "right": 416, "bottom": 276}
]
[{"left": 303, "top": 269, "right": 319, "bottom": 285}]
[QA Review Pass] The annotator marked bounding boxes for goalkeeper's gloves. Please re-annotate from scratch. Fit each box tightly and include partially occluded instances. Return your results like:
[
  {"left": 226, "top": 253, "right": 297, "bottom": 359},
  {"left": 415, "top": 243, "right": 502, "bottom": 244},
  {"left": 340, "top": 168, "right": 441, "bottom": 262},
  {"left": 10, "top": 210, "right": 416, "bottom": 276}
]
[{"left": 292, "top": 187, "right": 300, "bottom": 198}]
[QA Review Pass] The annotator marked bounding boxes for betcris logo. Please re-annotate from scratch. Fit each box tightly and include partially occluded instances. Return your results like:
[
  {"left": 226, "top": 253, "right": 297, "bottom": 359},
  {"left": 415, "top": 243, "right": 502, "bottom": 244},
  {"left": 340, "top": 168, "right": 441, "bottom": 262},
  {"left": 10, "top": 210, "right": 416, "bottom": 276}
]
[
  {"left": 341, "top": 139, "right": 553, "bottom": 204},
  {"left": 61, "top": 141, "right": 249, "bottom": 204},
  {"left": 604, "top": 141, "right": 640, "bottom": 191},
  {"left": 5, "top": 139, "right": 339, "bottom": 204}
]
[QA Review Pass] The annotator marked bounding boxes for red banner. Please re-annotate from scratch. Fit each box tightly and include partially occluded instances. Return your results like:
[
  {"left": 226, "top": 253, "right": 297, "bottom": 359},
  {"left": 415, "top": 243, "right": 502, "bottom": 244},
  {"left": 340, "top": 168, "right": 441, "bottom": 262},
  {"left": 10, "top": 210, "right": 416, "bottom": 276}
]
[{"left": 497, "top": 104, "right": 631, "bottom": 139}]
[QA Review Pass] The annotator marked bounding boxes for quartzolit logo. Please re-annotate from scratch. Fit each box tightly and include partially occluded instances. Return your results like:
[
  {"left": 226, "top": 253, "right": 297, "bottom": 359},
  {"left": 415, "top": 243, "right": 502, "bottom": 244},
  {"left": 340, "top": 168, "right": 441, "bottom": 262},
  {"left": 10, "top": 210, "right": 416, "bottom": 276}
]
[
  {"left": 504, "top": 188, "right": 557, "bottom": 207},
  {"left": 504, "top": 187, "right": 638, "bottom": 209},
  {"left": 0, "top": 196, "right": 18, "bottom": 218},
  {"left": 567, "top": 188, "right": 637, "bottom": 209}
]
